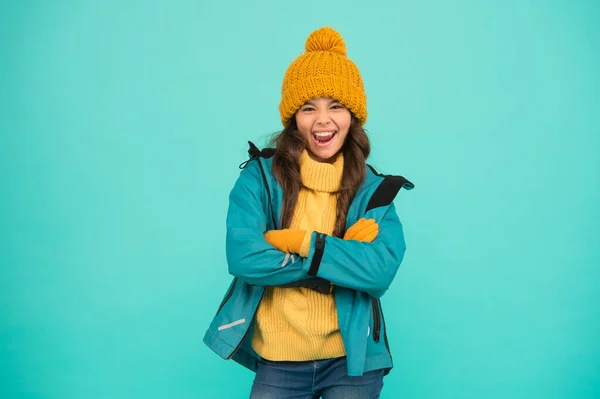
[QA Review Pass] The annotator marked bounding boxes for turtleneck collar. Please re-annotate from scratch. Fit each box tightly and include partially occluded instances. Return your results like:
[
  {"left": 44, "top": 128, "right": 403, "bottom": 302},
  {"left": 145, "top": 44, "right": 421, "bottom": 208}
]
[{"left": 298, "top": 150, "right": 344, "bottom": 193}]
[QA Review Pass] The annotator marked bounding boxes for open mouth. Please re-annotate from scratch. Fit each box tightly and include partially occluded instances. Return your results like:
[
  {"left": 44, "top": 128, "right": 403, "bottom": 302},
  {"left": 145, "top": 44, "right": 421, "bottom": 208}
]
[{"left": 312, "top": 130, "right": 337, "bottom": 146}]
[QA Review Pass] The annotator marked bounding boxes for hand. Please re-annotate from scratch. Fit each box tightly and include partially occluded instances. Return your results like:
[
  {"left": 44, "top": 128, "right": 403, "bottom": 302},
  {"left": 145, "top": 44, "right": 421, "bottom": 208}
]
[
  {"left": 264, "top": 229, "right": 308, "bottom": 254},
  {"left": 343, "top": 218, "right": 379, "bottom": 242}
]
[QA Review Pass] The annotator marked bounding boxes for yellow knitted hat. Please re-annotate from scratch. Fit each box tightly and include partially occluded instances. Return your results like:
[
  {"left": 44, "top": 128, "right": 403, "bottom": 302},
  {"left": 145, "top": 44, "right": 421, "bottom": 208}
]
[{"left": 279, "top": 27, "right": 367, "bottom": 126}]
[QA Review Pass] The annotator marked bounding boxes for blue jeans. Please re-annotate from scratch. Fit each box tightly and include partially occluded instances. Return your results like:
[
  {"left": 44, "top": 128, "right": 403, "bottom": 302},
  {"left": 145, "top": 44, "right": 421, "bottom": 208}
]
[{"left": 249, "top": 357, "right": 384, "bottom": 399}]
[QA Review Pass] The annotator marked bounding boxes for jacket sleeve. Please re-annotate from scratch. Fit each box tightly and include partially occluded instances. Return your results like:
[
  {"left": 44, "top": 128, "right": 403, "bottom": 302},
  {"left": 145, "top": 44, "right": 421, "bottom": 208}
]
[
  {"left": 302, "top": 202, "right": 406, "bottom": 298},
  {"left": 225, "top": 160, "right": 312, "bottom": 286}
]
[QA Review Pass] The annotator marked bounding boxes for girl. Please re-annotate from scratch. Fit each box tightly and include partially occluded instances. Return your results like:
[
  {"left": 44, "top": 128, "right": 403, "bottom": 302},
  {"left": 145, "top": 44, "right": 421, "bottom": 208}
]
[{"left": 204, "top": 26, "right": 414, "bottom": 398}]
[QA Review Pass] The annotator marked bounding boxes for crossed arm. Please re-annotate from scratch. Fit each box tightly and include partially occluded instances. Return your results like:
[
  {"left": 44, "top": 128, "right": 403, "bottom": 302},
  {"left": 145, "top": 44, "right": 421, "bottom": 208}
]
[{"left": 226, "top": 162, "right": 405, "bottom": 298}]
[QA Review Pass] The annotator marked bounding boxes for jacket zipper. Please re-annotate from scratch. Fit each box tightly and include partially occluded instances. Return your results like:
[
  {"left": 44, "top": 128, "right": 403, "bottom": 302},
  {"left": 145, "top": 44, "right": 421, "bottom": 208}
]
[
  {"left": 371, "top": 297, "right": 381, "bottom": 343},
  {"left": 216, "top": 277, "right": 238, "bottom": 316},
  {"left": 380, "top": 298, "right": 391, "bottom": 354}
]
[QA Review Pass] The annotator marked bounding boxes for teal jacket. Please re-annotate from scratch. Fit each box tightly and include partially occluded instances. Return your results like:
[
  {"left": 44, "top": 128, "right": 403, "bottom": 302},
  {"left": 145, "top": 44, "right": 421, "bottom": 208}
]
[{"left": 203, "top": 142, "right": 414, "bottom": 376}]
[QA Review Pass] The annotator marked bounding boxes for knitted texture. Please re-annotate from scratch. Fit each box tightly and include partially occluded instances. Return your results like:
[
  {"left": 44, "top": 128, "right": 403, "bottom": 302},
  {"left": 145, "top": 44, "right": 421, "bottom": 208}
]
[
  {"left": 264, "top": 229, "right": 308, "bottom": 255},
  {"left": 344, "top": 218, "right": 379, "bottom": 242},
  {"left": 252, "top": 151, "right": 346, "bottom": 361},
  {"left": 279, "top": 26, "right": 367, "bottom": 126}
]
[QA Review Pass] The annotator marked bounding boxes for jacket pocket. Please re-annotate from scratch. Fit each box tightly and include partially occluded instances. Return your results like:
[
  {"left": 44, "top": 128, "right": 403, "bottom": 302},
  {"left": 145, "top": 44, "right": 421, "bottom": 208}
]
[
  {"left": 371, "top": 297, "right": 381, "bottom": 343},
  {"left": 216, "top": 277, "right": 238, "bottom": 316}
]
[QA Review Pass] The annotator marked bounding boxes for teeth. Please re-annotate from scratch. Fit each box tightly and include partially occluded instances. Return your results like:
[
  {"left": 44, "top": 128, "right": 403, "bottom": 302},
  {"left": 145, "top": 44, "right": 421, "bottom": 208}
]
[{"left": 313, "top": 131, "right": 335, "bottom": 137}]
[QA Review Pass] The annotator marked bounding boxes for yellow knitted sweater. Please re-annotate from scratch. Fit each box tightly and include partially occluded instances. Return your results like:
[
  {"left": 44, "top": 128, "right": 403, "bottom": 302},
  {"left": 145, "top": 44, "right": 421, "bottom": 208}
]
[{"left": 252, "top": 150, "right": 346, "bottom": 360}]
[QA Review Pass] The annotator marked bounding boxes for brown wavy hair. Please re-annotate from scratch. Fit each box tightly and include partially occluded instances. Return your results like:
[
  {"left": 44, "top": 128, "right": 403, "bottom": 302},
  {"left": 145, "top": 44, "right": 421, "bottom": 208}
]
[{"left": 270, "top": 114, "right": 370, "bottom": 237}]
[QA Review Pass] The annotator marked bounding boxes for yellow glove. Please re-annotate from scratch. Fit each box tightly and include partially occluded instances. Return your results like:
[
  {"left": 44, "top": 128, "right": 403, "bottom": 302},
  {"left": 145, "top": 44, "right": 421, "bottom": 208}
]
[
  {"left": 344, "top": 218, "right": 379, "bottom": 242},
  {"left": 264, "top": 229, "right": 308, "bottom": 254}
]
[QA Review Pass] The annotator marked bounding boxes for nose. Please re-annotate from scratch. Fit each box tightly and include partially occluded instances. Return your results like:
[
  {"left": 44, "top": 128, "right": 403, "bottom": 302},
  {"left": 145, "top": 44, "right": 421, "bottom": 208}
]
[{"left": 315, "top": 109, "right": 332, "bottom": 126}]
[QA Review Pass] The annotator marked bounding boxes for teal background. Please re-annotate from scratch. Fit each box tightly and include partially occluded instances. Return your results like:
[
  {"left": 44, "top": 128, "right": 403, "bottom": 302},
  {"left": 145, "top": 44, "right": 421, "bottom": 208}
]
[{"left": 1, "top": 0, "right": 599, "bottom": 398}]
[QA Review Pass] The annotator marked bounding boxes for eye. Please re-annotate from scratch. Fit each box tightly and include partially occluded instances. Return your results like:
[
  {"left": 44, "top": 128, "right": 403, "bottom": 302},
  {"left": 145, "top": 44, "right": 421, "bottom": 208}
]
[
  {"left": 301, "top": 106, "right": 315, "bottom": 112},
  {"left": 331, "top": 104, "right": 344, "bottom": 110}
]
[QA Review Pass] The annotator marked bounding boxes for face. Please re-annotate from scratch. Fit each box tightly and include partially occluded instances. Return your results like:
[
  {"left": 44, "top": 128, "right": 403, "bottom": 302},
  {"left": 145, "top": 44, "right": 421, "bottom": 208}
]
[{"left": 295, "top": 97, "right": 352, "bottom": 163}]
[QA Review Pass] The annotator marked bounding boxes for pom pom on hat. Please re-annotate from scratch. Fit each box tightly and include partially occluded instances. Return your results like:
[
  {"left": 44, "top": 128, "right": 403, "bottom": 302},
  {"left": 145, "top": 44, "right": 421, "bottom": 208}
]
[
  {"left": 279, "top": 26, "right": 367, "bottom": 126},
  {"left": 305, "top": 26, "right": 347, "bottom": 56}
]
